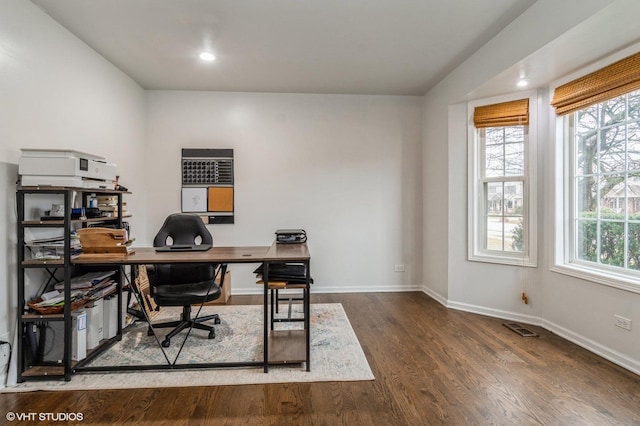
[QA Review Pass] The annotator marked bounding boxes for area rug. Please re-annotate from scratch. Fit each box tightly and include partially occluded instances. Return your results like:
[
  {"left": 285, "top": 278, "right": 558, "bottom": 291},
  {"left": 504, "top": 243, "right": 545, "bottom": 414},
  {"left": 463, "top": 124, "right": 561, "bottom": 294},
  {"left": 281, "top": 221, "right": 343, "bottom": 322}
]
[{"left": 4, "top": 303, "right": 374, "bottom": 392}]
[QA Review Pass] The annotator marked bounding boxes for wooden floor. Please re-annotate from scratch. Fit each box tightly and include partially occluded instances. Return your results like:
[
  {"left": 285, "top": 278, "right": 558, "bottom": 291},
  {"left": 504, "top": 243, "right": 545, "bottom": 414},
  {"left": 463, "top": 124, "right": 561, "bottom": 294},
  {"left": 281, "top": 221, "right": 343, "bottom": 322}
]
[{"left": 2, "top": 292, "right": 639, "bottom": 425}]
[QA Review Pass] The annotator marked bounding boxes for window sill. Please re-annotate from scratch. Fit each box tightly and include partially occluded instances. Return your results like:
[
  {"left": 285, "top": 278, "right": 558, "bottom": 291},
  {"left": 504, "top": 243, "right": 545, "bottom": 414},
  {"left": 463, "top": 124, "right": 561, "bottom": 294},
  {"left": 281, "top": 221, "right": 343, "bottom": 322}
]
[
  {"left": 551, "top": 263, "right": 640, "bottom": 295},
  {"left": 469, "top": 252, "right": 536, "bottom": 268}
]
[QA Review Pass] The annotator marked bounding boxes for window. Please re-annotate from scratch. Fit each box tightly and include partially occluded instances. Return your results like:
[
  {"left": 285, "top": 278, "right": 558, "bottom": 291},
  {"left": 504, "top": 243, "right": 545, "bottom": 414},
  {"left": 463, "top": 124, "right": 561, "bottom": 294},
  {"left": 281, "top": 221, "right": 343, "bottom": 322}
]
[
  {"left": 468, "top": 93, "right": 537, "bottom": 266},
  {"left": 552, "top": 51, "right": 640, "bottom": 291}
]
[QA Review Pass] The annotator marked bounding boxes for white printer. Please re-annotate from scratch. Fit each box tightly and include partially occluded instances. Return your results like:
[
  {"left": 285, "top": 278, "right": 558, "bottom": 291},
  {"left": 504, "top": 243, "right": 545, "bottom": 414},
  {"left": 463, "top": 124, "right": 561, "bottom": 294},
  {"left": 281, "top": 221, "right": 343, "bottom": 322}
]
[{"left": 19, "top": 149, "right": 117, "bottom": 189}]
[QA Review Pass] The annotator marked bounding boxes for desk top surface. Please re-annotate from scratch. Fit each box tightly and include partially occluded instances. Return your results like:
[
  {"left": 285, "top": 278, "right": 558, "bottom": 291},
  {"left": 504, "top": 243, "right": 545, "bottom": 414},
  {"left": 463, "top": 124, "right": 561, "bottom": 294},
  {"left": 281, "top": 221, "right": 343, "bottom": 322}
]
[{"left": 73, "top": 242, "right": 310, "bottom": 264}]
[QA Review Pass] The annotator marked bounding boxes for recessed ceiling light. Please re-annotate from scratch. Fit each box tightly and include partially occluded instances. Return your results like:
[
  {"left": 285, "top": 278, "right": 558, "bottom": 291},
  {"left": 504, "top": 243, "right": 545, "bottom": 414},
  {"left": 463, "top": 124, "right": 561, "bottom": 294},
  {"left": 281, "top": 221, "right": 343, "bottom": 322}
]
[
  {"left": 517, "top": 79, "right": 528, "bottom": 87},
  {"left": 199, "top": 52, "right": 216, "bottom": 62}
]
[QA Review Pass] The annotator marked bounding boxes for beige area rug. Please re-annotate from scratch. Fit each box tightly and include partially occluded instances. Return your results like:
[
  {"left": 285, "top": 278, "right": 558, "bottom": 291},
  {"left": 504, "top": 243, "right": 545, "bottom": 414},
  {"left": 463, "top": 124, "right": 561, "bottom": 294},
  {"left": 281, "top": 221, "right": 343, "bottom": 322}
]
[{"left": 4, "top": 303, "right": 374, "bottom": 392}]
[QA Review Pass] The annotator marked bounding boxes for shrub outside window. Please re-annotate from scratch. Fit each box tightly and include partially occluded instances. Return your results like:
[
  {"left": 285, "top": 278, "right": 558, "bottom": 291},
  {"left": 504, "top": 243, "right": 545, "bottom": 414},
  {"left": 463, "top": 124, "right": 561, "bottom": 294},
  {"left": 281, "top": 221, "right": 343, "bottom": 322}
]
[
  {"left": 569, "top": 89, "right": 640, "bottom": 274},
  {"left": 552, "top": 51, "right": 640, "bottom": 291}
]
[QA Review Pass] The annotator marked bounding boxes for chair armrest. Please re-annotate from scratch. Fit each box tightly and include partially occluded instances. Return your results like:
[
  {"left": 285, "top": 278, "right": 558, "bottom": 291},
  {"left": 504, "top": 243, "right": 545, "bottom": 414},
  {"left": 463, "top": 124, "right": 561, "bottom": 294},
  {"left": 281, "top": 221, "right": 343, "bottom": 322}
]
[{"left": 144, "top": 265, "right": 158, "bottom": 294}]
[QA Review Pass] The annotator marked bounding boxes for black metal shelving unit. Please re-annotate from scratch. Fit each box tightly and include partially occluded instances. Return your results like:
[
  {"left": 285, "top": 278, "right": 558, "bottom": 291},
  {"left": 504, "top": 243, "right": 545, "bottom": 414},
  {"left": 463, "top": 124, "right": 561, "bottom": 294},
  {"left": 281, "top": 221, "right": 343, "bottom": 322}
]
[{"left": 16, "top": 186, "right": 130, "bottom": 382}]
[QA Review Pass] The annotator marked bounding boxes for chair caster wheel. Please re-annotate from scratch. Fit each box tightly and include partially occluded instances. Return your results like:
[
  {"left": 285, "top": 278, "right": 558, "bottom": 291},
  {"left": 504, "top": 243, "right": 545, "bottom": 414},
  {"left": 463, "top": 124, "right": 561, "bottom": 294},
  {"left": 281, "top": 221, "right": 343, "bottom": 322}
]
[
  {"left": 161, "top": 339, "right": 171, "bottom": 348},
  {"left": 214, "top": 317, "right": 221, "bottom": 324},
  {"left": 208, "top": 330, "right": 215, "bottom": 339}
]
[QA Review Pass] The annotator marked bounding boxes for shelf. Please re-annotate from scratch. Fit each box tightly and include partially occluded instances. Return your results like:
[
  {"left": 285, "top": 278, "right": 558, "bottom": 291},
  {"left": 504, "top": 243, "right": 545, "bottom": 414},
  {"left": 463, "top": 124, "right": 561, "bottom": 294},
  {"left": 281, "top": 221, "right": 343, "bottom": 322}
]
[
  {"left": 21, "top": 259, "right": 65, "bottom": 267},
  {"left": 22, "top": 214, "right": 132, "bottom": 227},
  {"left": 18, "top": 186, "right": 130, "bottom": 195},
  {"left": 17, "top": 185, "right": 130, "bottom": 382},
  {"left": 268, "top": 329, "right": 306, "bottom": 364},
  {"left": 22, "top": 313, "right": 65, "bottom": 321},
  {"left": 22, "top": 334, "right": 119, "bottom": 380},
  {"left": 21, "top": 365, "right": 67, "bottom": 378},
  {"left": 23, "top": 289, "right": 118, "bottom": 319}
]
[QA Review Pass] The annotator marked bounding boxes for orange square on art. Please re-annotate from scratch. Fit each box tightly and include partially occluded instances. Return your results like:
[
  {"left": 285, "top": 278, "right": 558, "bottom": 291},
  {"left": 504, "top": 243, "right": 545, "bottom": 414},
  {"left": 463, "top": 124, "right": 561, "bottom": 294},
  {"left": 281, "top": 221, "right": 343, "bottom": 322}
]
[{"left": 208, "top": 187, "right": 234, "bottom": 212}]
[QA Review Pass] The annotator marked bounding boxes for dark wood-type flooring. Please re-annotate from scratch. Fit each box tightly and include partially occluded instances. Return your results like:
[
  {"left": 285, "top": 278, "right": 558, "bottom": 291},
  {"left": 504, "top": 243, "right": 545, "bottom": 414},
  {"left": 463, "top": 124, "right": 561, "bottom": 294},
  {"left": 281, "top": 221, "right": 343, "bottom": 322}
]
[{"left": 2, "top": 292, "right": 639, "bottom": 425}]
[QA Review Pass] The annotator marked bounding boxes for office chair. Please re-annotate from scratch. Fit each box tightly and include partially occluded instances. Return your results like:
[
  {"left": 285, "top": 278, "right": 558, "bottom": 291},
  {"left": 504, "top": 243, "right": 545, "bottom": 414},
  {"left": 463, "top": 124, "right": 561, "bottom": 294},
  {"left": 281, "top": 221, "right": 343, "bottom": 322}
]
[{"left": 146, "top": 213, "right": 226, "bottom": 347}]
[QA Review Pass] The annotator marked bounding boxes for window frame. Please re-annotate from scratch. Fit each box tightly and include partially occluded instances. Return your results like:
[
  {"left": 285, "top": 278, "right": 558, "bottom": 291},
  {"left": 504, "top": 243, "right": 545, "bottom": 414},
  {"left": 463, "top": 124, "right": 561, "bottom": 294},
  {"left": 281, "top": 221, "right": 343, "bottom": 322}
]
[
  {"left": 552, "top": 88, "right": 640, "bottom": 294},
  {"left": 468, "top": 91, "right": 538, "bottom": 267}
]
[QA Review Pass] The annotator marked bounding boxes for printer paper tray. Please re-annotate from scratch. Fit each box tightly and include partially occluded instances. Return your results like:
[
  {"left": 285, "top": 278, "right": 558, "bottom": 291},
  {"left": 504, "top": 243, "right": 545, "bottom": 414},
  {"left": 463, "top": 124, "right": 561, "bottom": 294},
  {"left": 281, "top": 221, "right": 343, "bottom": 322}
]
[{"left": 21, "top": 175, "right": 113, "bottom": 189}]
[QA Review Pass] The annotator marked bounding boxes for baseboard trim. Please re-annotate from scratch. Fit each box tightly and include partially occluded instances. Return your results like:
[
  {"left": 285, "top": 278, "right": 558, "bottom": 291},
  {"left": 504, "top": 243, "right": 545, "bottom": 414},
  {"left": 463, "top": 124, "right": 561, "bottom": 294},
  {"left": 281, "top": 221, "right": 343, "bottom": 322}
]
[
  {"left": 422, "top": 286, "right": 448, "bottom": 307},
  {"left": 540, "top": 319, "right": 640, "bottom": 376},
  {"left": 202, "top": 285, "right": 640, "bottom": 377},
  {"left": 446, "top": 299, "right": 543, "bottom": 327},
  {"left": 232, "top": 285, "right": 423, "bottom": 295},
  {"left": 423, "top": 288, "right": 640, "bottom": 377}
]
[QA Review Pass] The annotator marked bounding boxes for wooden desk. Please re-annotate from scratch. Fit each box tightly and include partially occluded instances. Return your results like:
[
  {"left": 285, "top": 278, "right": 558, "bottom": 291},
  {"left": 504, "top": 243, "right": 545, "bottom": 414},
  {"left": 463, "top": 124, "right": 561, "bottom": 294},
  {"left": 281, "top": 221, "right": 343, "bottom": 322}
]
[
  {"left": 261, "top": 242, "right": 311, "bottom": 371},
  {"left": 73, "top": 245, "right": 272, "bottom": 265},
  {"left": 72, "top": 242, "right": 311, "bottom": 373}
]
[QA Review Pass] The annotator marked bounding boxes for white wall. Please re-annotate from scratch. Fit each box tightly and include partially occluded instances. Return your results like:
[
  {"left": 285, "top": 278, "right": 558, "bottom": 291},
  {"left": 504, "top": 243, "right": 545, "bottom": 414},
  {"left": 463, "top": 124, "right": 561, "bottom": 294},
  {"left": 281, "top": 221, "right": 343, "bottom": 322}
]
[
  {"left": 421, "top": 0, "right": 616, "bottom": 306},
  {"left": 0, "top": 0, "right": 147, "bottom": 385},
  {"left": 145, "top": 91, "right": 423, "bottom": 294},
  {"left": 3, "top": 0, "right": 639, "bottom": 388},
  {"left": 424, "top": 0, "right": 640, "bottom": 374}
]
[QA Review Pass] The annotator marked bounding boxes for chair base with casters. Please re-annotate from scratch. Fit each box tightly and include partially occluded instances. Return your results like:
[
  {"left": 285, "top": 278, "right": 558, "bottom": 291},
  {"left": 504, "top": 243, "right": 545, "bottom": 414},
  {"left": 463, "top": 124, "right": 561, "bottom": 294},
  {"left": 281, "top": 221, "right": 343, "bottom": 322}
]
[
  {"left": 146, "top": 265, "right": 227, "bottom": 347},
  {"left": 147, "top": 304, "right": 221, "bottom": 348},
  {"left": 147, "top": 213, "right": 228, "bottom": 348}
]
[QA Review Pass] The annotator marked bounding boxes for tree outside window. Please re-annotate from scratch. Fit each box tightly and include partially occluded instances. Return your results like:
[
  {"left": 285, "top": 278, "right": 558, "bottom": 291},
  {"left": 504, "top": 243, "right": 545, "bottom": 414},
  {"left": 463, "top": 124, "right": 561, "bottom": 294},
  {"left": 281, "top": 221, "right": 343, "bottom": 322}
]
[{"left": 571, "top": 89, "right": 640, "bottom": 271}]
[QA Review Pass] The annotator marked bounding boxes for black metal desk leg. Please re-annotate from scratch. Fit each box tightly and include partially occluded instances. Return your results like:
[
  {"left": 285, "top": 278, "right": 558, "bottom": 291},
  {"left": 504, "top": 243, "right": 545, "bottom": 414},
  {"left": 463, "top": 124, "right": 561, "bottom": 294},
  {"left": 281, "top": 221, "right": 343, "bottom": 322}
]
[
  {"left": 263, "top": 262, "right": 269, "bottom": 373},
  {"left": 306, "top": 260, "right": 311, "bottom": 371},
  {"left": 270, "top": 287, "right": 275, "bottom": 331}
]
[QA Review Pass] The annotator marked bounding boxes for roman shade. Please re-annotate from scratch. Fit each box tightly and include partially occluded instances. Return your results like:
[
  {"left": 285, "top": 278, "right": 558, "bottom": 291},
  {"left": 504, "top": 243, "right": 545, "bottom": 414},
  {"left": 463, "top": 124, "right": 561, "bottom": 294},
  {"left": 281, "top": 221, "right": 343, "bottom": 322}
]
[
  {"left": 473, "top": 98, "right": 529, "bottom": 128},
  {"left": 551, "top": 52, "right": 640, "bottom": 115}
]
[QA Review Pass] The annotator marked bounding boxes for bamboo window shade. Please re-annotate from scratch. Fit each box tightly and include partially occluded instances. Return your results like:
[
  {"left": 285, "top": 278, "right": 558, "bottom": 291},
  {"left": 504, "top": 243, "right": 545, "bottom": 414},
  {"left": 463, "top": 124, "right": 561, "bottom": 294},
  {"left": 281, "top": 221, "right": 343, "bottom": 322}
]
[
  {"left": 551, "top": 52, "right": 640, "bottom": 115},
  {"left": 473, "top": 98, "right": 529, "bottom": 128}
]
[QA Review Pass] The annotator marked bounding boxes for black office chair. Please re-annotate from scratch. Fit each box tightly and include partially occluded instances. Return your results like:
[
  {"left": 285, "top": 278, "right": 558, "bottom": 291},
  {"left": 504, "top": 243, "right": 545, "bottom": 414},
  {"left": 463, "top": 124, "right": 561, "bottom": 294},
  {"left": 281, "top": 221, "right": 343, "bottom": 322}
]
[{"left": 146, "top": 213, "right": 226, "bottom": 347}]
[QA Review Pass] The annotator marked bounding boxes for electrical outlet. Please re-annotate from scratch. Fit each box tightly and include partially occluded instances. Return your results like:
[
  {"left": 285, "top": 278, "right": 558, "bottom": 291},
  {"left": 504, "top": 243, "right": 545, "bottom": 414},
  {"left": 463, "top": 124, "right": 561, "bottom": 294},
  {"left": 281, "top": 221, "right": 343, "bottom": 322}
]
[
  {"left": 614, "top": 315, "right": 632, "bottom": 331},
  {"left": 394, "top": 264, "right": 405, "bottom": 272}
]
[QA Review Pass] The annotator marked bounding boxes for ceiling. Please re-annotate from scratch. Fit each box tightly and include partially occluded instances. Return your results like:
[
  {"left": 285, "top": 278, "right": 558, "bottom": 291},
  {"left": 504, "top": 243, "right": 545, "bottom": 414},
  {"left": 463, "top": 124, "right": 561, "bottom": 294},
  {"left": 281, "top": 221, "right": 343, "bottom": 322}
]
[{"left": 30, "top": 0, "right": 535, "bottom": 96}]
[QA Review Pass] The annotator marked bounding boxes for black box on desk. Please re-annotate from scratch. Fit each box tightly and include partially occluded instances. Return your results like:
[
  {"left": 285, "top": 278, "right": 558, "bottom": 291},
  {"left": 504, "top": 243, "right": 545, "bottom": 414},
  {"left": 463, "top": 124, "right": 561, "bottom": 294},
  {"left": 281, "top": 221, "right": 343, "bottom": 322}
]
[{"left": 275, "top": 229, "right": 307, "bottom": 244}]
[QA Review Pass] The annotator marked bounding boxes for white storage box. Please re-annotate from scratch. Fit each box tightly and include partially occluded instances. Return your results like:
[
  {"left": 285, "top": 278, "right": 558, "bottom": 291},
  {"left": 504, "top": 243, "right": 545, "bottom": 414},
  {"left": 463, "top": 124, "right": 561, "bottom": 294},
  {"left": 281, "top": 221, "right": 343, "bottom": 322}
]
[{"left": 86, "top": 299, "right": 104, "bottom": 350}]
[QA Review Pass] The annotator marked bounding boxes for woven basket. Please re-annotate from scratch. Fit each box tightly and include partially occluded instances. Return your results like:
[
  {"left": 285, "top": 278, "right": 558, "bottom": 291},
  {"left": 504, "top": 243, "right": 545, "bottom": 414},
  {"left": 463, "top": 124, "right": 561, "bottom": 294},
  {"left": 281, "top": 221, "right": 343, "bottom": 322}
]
[
  {"left": 28, "top": 297, "right": 88, "bottom": 315},
  {"left": 133, "top": 265, "right": 160, "bottom": 320}
]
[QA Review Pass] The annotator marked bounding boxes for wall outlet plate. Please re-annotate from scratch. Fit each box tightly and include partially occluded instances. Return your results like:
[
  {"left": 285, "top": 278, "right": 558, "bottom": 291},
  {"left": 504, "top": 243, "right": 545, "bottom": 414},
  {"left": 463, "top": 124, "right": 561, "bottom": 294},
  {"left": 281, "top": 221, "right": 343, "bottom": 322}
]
[{"left": 614, "top": 315, "right": 632, "bottom": 331}]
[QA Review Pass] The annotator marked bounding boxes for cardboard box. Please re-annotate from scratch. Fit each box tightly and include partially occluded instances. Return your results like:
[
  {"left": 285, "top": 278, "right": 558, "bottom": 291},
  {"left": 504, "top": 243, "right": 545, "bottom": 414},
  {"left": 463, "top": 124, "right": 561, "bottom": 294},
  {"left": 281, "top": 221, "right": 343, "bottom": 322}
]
[
  {"left": 122, "top": 292, "right": 135, "bottom": 328},
  {"left": 134, "top": 265, "right": 160, "bottom": 320},
  {"left": 204, "top": 271, "right": 231, "bottom": 305}
]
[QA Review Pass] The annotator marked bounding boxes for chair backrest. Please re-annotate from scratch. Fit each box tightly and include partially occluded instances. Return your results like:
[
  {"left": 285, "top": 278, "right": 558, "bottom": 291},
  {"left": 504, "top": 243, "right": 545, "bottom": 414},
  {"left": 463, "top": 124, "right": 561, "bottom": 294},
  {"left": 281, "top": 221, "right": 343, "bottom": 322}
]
[
  {"left": 153, "top": 213, "right": 213, "bottom": 247},
  {"left": 151, "top": 213, "right": 215, "bottom": 286}
]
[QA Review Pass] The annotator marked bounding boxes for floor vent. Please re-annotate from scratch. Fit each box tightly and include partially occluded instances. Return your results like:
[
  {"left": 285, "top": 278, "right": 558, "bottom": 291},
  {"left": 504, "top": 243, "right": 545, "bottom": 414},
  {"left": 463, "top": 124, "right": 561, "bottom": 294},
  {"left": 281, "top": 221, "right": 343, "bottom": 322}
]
[{"left": 503, "top": 322, "right": 539, "bottom": 337}]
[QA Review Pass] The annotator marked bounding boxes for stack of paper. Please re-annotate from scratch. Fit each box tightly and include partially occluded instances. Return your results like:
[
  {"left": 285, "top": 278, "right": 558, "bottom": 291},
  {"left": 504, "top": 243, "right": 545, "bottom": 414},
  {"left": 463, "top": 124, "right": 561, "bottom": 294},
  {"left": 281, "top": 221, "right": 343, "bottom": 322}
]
[
  {"left": 25, "top": 234, "right": 82, "bottom": 259},
  {"left": 30, "top": 290, "right": 85, "bottom": 308},
  {"left": 97, "top": 195, "right": 127, "bottom": 217},
  {"left": 54, "top": 270, "right": 117, "bottom": 290}
]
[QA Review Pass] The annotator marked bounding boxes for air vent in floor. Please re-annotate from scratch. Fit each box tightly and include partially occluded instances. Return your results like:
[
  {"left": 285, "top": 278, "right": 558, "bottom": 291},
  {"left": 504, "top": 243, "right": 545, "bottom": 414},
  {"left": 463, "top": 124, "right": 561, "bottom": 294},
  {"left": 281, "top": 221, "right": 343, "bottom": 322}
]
[{"left": 503, "top": 322, "right": 539, "bottom": 337}]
